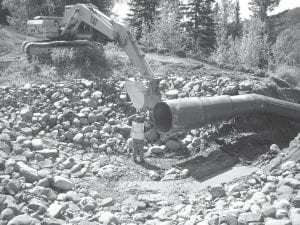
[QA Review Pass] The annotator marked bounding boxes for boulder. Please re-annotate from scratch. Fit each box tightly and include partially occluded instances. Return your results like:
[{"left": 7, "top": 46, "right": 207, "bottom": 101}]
[
  {"left": 7, "top": 214, "right": 40, "bottom": 225},
  {"left": 16, "top": 161, "right": 40, "bottom": 182},
  {"left": 51, "top": 176, "right": 74, "bottom": 190},
  {"left": 31, "top": 139, "right": 43, "bottom": 150},
  {"left": 209, "top": 184, "right": 226, "bottom": 199}
]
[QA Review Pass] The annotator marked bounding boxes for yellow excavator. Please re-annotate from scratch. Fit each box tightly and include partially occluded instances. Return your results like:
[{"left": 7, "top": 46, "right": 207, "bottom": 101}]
[{"left": 23, "top": 3, "right": 160, "bottom": 110}]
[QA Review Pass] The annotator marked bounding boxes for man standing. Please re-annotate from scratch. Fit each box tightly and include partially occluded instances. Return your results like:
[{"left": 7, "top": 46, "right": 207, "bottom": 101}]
[{"left": 130, "top": 113, "right": 145, "bottom": 163}]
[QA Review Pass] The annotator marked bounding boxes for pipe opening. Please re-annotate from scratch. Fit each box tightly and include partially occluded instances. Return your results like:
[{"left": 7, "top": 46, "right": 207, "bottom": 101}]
[{"left": 153, "top": 102, "right": 172, "bottom": 133}]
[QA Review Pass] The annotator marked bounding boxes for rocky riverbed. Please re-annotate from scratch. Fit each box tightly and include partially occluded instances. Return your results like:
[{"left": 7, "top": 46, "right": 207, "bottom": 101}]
[{"left": 0, "top": 73, "right": 300, "bottom": 225}]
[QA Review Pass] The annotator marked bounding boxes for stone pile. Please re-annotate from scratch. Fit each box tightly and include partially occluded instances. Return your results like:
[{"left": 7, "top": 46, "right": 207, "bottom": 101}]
[{"left": 0, "top": 74, "right": 297, "bottom": 224}]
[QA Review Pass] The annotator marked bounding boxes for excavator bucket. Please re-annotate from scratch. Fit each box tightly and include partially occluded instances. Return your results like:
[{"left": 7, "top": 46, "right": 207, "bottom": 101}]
[{"left": 125, "top": 80, "right": 160, "bottom": 110}]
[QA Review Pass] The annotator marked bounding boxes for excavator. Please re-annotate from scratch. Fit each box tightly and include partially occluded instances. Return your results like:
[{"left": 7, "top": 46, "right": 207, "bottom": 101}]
[{"left": 23, "top": 3, "right": 160, "bottom": 110}]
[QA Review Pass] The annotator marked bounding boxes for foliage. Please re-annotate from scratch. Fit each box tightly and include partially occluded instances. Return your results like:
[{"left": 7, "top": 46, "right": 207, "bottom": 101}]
[
  {"left": 140, "top": 0, "right": 192, "bottom": 52},
  {"left": 273, "top": 23, "right": 300, "bottom": 66},
  {"left": 212, "top": 17, "right": 271, "bottom": 69},
  {"left": 239, "top": 18, "right": 271, "bottom": 68},
  {"left": 127, "top": 0, "right": 160, "bottom": 40},
  {"left": 51, "top": 44, "right": 108, "bottom": 78},
  {"left": 274, "top": 65, "right": 300, "bottom": 86}
]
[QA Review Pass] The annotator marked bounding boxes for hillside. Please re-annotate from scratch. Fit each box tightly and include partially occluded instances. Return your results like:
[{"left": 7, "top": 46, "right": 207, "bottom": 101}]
[{"left": 270, "top": 7, "right": 300, "bottom": 42}]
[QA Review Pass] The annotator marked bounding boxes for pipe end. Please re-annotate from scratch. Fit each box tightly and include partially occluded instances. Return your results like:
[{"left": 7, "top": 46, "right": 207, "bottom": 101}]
[{"left": 153, "top": 102, "right": 172, "bottom": 133}]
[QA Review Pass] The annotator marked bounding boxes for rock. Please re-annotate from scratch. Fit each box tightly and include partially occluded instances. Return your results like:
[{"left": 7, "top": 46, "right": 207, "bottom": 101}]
[
  {"left": 41, "top": 218, "right": 65, "bottom": 225},
  {"left": 181, "top": 169, "right": 190, "bottom": 178},
  {"left": 166, "top": 140, "right": 181, "bottom": 151},
  {"left": 265, "top": 219, "right": 292, "bottom": 225},
  {"left": 209, "top": 184, "right": 226, "bottom": 199},
  {"left": 276, "top": 209, "right": 288, "bottom": 219},
  {"left": 66, "top": 191, "right": 81, "bottom": 203},
  {"left": 16, "top": 161, "right": 40, "bottom": 182},
  {"left": 73, "top": 133, "right": 84, "bottom": 143},
  {"left": 208, "top": 215, "right": 219, "bottom": 225},
  {"left": 280, "top": 178, "right": 300, "bottom": 189},
  {"left": 47, "top": 201, "right": 65, "bottom": 218},
  {"left": 7, "top": 214, "right": 40, "bottom": 225},
  {"left": 20, "top": 105, "right": 33, "bottom": 118},
  {"left": 149, "top": 145, "right": 165, "bottom": 154},
  {"left": 239, "top": 80, "right": 253, "bottom": 92},
  {"left": 52, "top": 176, "right": 73, "bottom": 190},
  {"left": 262, "top": 182, "right": 276, "bottom": 194},
  {"left": 149, "top": 170, "right": 160, "bottom": 181},
  {"left": 274, "top": 199, "right": 290, "bottom": 210},
  {"left": 166, "top": 90, "right": 179, "bottom": 99},
  {"left": 145, "top": 128, "right": 159, "bottom": 142},
  {"left": 262, "top": 206, "right": 276, "bottom": 218},
  {"left": 36, "top": 149, "right": 59, "bottom": 158},
  {"left": 98, "top": 211, "right": 119, "bottom": 224},
  {"left": 5, "top": 180, "right": 20, "bottom": 195},
  {"left": 277, "top": 185, "right": 294, "bottom": 195},
  {"left": 100, "top": 198, "right": 114, "bottom": 207},
  {"left": 222, "top": 84, "right": 238, "bottom": 95},
  {"left": 238, "top": 213, "right": 262, "bottom": 225},
  {"left": 281, "top": 161, "right": 296, "bottom": 171},
  {"left": 0, "top": 141, "right": 11, "bottom": 154},
  {"left": 28, "top": 198, "right": 48, "bottom": 213},
  {"left": 31, "top": 139, "right": 43, "bottom": 150},
  {"left": 292, "top": 195, "right": 300, "bottom": 208},
  {"left": 290, "top": 208, "right": 300, "bottom": 225},
  {"left": 0, "top": 208, "right": 14, "bottom": 221},
  {"left": 175, "top": 50, "right": 186, "bottom": 58},
  {"left": 270, "top": 144, "right": 281, "bottom": 153}
]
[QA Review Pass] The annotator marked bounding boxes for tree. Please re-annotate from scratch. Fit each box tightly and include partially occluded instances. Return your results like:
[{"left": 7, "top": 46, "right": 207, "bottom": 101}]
[
  {"left": 145, "top": 0, "right": 192, "bottom": 52},
  {"left": 213, "top": 0, "right": 234, "bottom": 63},
  {"left": 248, "top": 0, "right": 280, "bottom": 22},
  {"left": 234, "top": 0, "right": 240, "bottom": 24},
  {"left": 0, "top": 0, "right": 9, "bottom": 24},
  {"left": 239, "top": 18, "right": 271, "bottom": 68},
  {"left": 127, "top": 0, "right": 160, "bottom": 40},
  {"left": 229, "top": 0, "right": 242, "bottom": 38},
  {"left": 186, "top": 0, "right": 216, "bottom": 54}
]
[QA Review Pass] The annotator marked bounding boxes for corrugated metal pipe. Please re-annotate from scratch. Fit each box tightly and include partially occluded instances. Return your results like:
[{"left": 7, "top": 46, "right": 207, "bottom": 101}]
[{"left": 153, "top": 94, "right": 300, "bottom": 134}]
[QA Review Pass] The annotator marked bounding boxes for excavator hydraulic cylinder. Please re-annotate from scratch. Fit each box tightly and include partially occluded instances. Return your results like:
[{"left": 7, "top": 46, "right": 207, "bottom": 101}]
[{"left": 153, "top": 94, "right": 300, "bottom": 134}]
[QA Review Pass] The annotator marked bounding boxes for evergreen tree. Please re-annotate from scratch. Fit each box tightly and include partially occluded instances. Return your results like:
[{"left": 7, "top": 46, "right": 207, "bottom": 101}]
[
  {"left": 127, "top": 0, "right": 160, "bottom": 40},
  {"left": 234, "top": 0, "right": 240, "bottom": 24},
  {"left": 229, "top": 0, "right": 242, "bottom": 38},
  {"left": 0, "top": 0, "right": 9, "bottom": 24},
  {"left": 248, "top": 0, "right": 280, "bottom": 22},
  {"left": 186, "top": 0, "right": 216, "bottom": 54}
]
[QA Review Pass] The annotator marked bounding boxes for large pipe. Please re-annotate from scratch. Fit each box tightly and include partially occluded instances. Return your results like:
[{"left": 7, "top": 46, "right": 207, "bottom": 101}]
[{"left": 153, "top": 94, "right": 300, "bottom": 134}]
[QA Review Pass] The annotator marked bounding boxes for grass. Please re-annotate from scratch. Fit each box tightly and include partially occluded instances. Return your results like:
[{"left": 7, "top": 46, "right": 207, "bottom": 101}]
[{"left": 0, "top": 43, "right": 112, "bottom": 87}]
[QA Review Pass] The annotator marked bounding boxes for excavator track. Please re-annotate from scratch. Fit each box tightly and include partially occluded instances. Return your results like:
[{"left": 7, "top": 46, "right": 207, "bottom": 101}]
[{"left": 23, "top": 40, "right": 91, "bottom": 60}]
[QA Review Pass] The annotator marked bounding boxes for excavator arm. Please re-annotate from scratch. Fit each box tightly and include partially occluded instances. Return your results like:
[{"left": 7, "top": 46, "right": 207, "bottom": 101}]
[{"left": 59, "top": 4, "right": 160, "bottom": 109}]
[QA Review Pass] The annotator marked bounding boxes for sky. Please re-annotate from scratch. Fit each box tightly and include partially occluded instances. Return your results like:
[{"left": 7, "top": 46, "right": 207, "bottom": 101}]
[{"left": 112, "top": 0, "right": 300, "bottom": 21}]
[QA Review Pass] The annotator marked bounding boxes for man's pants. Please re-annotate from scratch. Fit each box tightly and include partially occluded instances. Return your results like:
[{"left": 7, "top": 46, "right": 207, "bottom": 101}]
[{"left": 132, "top": 139, "right": 144, "bottom": 160}]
